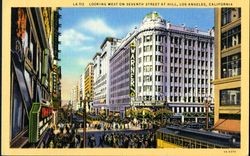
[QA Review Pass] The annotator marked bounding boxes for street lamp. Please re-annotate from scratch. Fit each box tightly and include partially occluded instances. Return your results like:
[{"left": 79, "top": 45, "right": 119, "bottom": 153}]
[
  {"left": 204, "top": 96, "right": 212, "bottom": 130},
  {"left": 83, "top": 92, "right": 90, "bottom": 148}
]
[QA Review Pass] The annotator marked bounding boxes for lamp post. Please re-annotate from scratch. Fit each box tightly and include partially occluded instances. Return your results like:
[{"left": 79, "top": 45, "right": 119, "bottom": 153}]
[
  {"left": 83, "top": 92, "right": 90, "bottom": 148},
  {"left": 204, "top": 96, "right": 211, "bottom": 130}
]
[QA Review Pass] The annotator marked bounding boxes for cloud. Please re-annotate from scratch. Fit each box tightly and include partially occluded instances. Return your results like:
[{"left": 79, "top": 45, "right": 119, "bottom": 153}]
[
  {"left": 75, "top": 46, "right": 94, "bottom": 52},
  {"left": 81, "top": 18, "right": 116, "bottom": 36},
  {"left": 60, "top": 29, "right": 93, "bottom": 47}
]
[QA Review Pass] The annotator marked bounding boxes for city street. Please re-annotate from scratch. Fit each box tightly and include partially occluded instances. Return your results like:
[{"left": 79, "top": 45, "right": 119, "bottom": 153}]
[{"left": 7, "top": 7, "right": 242, "bottom": 150}]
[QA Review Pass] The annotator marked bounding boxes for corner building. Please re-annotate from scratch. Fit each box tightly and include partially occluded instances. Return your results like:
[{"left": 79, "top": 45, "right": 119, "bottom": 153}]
[
  {"left": 213, "top": 8, "right": 241, "bottom": 136},
  {"left": 110, "top": 12, "right": 214, "bottom": 119}
]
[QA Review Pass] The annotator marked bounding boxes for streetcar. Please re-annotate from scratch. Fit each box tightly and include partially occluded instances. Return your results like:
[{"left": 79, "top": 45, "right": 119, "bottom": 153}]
[{"left": 156, "top": 126, "right": 240, "bottom": 148}]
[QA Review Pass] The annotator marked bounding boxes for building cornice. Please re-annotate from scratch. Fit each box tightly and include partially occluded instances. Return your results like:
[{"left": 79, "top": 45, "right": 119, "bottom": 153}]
[{"left": 212, "top": 76, "right": 241, "bottom": 85}]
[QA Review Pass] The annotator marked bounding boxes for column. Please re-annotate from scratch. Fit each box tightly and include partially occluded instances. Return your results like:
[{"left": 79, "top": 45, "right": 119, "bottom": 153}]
[
  {"left": 167, "top": 33, "right": 171, "bottom": 101},
  {"left": 195, "top": 107, "right": 198, "bottom": 112},
  {"left": 177, "top": 107, "right": 179, "bottom": 113},
  {"left": 181, "top": 107, "right": 184, "bottom": 113}
]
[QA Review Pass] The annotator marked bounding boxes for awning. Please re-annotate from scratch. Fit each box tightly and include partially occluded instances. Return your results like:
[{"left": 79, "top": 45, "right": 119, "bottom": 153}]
[{"left": 213, "top": 119, "right": 240, "bottom": 133}]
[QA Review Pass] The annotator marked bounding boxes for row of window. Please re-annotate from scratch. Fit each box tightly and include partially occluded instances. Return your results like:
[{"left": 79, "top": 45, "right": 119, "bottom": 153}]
[
  {"left": 138, "top": 85, "right": 212, "bottom": 94},
  {"left": 137, "top": 95, "right": 211, "bottom": 103},
  {"left": 139, "top": 65, "right": 212, "bottom": 75},
  {"left": 138, "top": 34, "right": 212, "bottom": 49},
  {"left": 110, "top": 98, "right": 130, "bottom": 104},
  {"left": 170, "top": 47, "right": 213, "bottom": 58},
  {"left": 221, "top": 25, "right": 241, "bottom": 50},
  {"left": 110, "top": 89, "right": 129, "bottom": 98},
  {"left": 110, "top": 64, "right": 129, "bottom": 79},
  {"left": 138, "top": 75, "right": 211, "bottom": 85},
  {"left": 110, "top": 82, "right": 129, "bottom": 93},
  {"left": 139, "top": 45, "right": 213, "bottom": 56},
  {"left": 138, "top": 55, "right": 212, "bottom": 67}
]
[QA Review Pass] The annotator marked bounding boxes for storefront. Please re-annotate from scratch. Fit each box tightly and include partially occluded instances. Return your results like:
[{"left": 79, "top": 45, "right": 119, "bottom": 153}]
[
  {"left": 29, "top": 103, "right": 53, "bottom": 147},
  {"left": 10, "top": 7, "right": 60, "bottom": 148}
]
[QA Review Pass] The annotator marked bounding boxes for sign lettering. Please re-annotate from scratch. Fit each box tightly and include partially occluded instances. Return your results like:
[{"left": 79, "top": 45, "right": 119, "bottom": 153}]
[{"left": 130, "top": 41, "right": 136, "bottom": 97}]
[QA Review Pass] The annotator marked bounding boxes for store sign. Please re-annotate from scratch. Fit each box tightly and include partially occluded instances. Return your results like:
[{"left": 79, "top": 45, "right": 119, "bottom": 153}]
[
  {"left": 29, "top": 103, "right": 52, "bottom": 143},
  {"left": 130, "top": 41, "right": 136, "bottom": 97},
  {"left": 41, "top": 106, "right": 52, "bottom": 118}
]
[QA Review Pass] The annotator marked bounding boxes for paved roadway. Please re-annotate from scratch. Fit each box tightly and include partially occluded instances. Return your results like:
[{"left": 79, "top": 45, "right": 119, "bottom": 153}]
[{"left": 79, "top": 128, "right": 155, "bottom": 148}]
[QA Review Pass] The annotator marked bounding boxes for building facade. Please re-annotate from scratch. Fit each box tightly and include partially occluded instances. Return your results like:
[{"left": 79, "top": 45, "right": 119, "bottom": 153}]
[
  {"left": 70, "top": 84, "right": 79, "bottom": 111},
  {"left": 109, "top": 12, "right": 214, "bottom": 120},
  {"left": 84, "top": 62, "right": 94, "bottom": 111},
  {"left": 10, "top": 7, "right": 61, "bottom": 147},
  {"left": 213, "top": 8, "right": 241, "bottom": 135},
  {"left": 93, "top": 37, "right": 121, "bottom": 114},
  {"left": 109, "top": 37, "right": 134, "bottom": 117},
  {"left": 79, "top": 73, "right": 85, "bottom": 108}
]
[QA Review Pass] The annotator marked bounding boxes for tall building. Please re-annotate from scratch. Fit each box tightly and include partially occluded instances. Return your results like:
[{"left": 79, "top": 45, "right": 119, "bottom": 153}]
[
  {"left": 84, "top": 62, "right": 94, "bottom": 111},
  {"left": 109, "top": 38, "right": 133, "bottom": 117},
  {"left": 213, "top": 8, "right": 241, "bottom": 135},
  {"left": 79, "top": 73, "right": 85, "bottom": 108},
  {"left": 51, "top": 8, "right": 62, "bottom": 109},
  {"left": 10, "top": 7, "right": 61, "bottom": 147},
  {"left": 109, "top": 12, "right": 214, "bottom": 120},
  {"left": 93, "top": 37, "right": 121, "bottom": 113}
]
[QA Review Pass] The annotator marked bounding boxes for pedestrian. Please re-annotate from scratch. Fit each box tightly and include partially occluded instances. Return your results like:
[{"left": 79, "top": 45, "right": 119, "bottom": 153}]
[
  {"left": 90, "top": 134, "right": 96, "bottom": 148},
  {"left": 98, "top": 135, "right": 104, "bottom": 147}
]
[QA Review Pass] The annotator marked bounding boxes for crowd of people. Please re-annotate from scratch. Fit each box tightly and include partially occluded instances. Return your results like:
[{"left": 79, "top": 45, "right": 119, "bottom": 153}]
[
  {"left": 102, "top": 131, "right": 156, "bottom": 148},
  {"left": 46, "top": 123, "right": 82, "bottom": 148},
  {"left": 44, "top": 119, "right": 157, "bottom": 148}
]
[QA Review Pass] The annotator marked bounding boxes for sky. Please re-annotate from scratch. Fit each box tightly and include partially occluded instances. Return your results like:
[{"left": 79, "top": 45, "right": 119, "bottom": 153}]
[{"left": 59, "top": 8, "right": 214, "bottom": 101}]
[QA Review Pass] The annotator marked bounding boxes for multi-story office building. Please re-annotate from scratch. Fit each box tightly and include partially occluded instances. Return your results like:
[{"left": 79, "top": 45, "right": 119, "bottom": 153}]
[
  {"left": 79, "top": 73, "right": 85, "bottom": 108},
  {"left": 109, "top": 38, "right": 134, "bottom": 117},
  {"left": 72, "top": 84, "right": 80, "bottom": 111},
  {"left": 51, "top": 9, "right": 62, "bottom": 109},
  {"left": 110, "top": 12, "right": 214, "bottom": 120},
  {"left": 213, "top": 8, "right": 241, "bottom": 135},
  {"left": 10, "top": 7, "right": 61, "bottom": 147},
  {"left": 93, "top": 37, "right": 121, "bottom": 113},
  {"left": 84, "top": 62, "right": 94, "bottom": 111}
]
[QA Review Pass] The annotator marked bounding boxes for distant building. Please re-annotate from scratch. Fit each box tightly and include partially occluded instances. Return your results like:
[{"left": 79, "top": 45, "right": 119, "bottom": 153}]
[
  {"left": 79, "top": 73, "right": 85, "bottom": 108},
  {"left": 84, "top": 62, "right": 94, "bottom": 111},
  {"left": 70, "top": 84, "right": 79, "bottom": 111},
  {"left": 213, "top": 8, "right": 241, "bottom": 135}
]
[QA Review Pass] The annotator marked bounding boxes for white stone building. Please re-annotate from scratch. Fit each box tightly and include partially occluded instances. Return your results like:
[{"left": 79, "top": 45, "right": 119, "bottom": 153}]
[
  {"left": 92, "top": 37, "right": 121, "bottom": 113},
  {"left": 109, "top": 12, "right": 214, "bottom": 119}
]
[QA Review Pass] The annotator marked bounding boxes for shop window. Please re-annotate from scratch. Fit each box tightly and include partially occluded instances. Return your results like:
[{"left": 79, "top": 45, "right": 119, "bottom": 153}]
[
  {"left": 221, "top": 53, "right": 241, "bottom": 78},
  {"left": 221, "top": 25, "right": 241, "bottom": 50},
  {"left": 11, "top": 74, "right": 28, "bottom": 139},
  {"left": 220, "top": 88, "right": 240, "bottom": 106}
]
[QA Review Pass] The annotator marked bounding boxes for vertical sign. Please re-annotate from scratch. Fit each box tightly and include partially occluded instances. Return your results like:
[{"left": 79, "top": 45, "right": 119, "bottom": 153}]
[{"left": 130, "top": 41, "right": 136, "bottom": 97}]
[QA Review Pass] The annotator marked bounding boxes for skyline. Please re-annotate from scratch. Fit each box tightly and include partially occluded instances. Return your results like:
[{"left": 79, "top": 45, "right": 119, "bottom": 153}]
[{"left": 59, "top": 8, "right": 214, "bottom": 101}]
